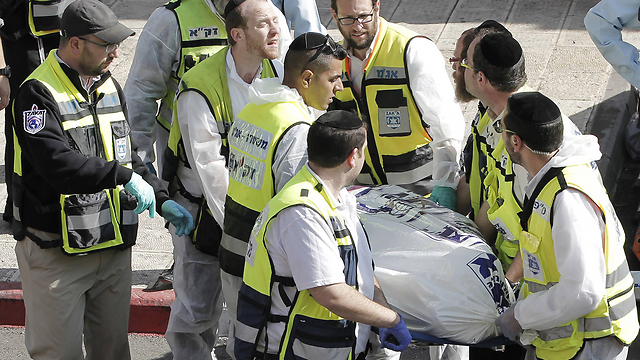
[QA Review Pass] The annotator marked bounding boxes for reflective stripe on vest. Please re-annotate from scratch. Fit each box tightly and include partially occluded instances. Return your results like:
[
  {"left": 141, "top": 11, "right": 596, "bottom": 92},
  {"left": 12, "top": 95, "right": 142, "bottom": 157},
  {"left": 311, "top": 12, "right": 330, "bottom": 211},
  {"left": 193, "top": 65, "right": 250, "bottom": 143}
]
[
  {"left": 484, "top": 137, "right": 521, "bottom": 269},
  {"left": 156, "top": 0, "right": 229, "bottom": 131},
  {"left": 519, "top": 164, "right": 639, "bottom": 360},
  {"left": 13, "top": 51, "right": 138, "bottom": 254},
  {"left": 468, "top": 108, "right": 491, "bottom": 220},
  {"left": 28, "top": 0, "right": 74, "bottom": 37},
  {"left": 221, "top": 99, "right": 313, "bottom": 277},
  {"left": 332, "top": 18, "right": 431, "bottom": 185},
  {"left": 235, "top": 166, "right": 358, "bottom": 359}
]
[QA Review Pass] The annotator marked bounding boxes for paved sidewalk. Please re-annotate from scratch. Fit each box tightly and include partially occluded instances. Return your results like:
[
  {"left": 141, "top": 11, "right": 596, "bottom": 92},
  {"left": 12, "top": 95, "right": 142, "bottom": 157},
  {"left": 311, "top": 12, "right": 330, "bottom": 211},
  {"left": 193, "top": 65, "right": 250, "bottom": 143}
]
[{"left": 0, "top": 0, "right": 636, "bottom": 335}]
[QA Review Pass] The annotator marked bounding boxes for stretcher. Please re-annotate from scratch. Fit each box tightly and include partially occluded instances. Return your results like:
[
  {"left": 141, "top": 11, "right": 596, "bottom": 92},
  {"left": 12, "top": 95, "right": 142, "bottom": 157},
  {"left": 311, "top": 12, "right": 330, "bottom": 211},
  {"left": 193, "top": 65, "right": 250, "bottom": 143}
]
[{"left": 409, "top": 332, "right": 513, "bottom": 348}]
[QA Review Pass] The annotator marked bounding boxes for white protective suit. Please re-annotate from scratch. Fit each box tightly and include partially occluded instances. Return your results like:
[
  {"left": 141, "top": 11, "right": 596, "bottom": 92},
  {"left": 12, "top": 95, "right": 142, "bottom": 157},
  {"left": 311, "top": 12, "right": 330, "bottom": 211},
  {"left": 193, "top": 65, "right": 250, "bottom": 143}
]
[
  {"left": 270, "top": 0, "right": 326, "bottom": 38},
  {"left": 123, "top": 0, "right": 292, "bottom": 173},
  {"left": 515, "top": 134, "right": 628, "bottom": 360},
  {"left": 172, "top": 50, "right": 284, "bottom": 360},
  {"left": 585, "top": 0, "right": 640, "bottom": 89}
]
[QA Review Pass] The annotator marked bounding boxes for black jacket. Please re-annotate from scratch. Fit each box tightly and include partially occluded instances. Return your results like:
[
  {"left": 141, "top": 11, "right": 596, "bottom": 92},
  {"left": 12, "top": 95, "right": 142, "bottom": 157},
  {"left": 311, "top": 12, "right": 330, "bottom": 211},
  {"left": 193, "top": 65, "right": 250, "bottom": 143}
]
[{"left": 12, "top": 57, "right": 170, "bottom": 237}]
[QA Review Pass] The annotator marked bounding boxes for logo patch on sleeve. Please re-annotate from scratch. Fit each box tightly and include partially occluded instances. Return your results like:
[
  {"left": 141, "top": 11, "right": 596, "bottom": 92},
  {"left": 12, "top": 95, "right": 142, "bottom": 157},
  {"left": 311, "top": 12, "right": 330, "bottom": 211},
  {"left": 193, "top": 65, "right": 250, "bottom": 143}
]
[{"left": 23, "top": 104, "right": 46, "bottom": 134}]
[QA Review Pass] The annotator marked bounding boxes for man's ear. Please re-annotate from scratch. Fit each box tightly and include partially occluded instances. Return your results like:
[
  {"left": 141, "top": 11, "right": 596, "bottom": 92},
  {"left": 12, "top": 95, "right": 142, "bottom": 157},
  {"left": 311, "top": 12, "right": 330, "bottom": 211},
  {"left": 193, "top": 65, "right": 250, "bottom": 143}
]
[
  {"left": 230, "top": 27, "right": 243, "bottom": 44},
  {"left": 512, "top": 134, "right": 522, "bottom": 151},
  {"left": 69, "top": 37, "right": 82, "bottom": 54},
  {"left": 331, "top": 8, "right": 338, "bottom": 22},
  {"left": 346, "top": 147, "right": 359, "bottom": 169},
  {"left": 300, "top": 69, "right": 313, "bottom": 89}
]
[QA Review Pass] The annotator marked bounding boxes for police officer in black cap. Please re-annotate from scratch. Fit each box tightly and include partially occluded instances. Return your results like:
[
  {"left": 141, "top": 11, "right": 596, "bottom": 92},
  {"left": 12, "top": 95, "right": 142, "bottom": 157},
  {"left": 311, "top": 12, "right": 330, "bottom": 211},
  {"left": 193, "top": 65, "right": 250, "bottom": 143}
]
[{"left": 11, "top": 1, "right": 193, "bottom": 358}]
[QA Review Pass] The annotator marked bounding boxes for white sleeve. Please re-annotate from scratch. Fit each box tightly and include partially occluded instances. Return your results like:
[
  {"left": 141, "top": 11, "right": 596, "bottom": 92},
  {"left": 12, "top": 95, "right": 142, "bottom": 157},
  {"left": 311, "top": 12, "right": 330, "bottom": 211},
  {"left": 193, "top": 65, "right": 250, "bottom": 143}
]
[
  {"left": 176, "top": 91, "right": 228, "bottom": 227},
  {"left": 124, "top": 7, "right": 181, "bottom": 164},
  {"left": 268, "top": 206, "right": 346, "bottom": 291},
  {"left": 585, "top": 0, "right": 640, "bottom": 88},
  {"left": 515, "top": 189, "right": 606, "bottom": 330},
  {"left": 272, "top": 0, "right": 326, "bottom": 38},
  {"left": 405, "top": 38, "right": 465, "bottom": 188},
  {"left": 272, "top": 3, "right": 293, "bottom": 63},
  {"left": 272, "top": 123, "right": 310, "bottom": 192}
]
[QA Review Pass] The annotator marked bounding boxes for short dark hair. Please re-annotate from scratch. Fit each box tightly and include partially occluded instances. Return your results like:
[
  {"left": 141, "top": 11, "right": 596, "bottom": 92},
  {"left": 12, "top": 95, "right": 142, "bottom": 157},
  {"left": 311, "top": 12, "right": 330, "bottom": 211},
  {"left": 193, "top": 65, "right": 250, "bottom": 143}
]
[
  {"left": 284, "top": 41, "right": 347, "bottom": 81},
  {"left": 472, "top": 39, "right": 526, "bottom": 93},
  {"left": 308, "top": 114, "right": 367, "bottom": 168},
  {"left": 504, "top": 93, "right": 563, "bottom": 153},
  {"left": 225, "top": 1, "right": 248, "bottom": 46},
  {"left": 331, "top": 0, "right": 376, "bottom": 14}
]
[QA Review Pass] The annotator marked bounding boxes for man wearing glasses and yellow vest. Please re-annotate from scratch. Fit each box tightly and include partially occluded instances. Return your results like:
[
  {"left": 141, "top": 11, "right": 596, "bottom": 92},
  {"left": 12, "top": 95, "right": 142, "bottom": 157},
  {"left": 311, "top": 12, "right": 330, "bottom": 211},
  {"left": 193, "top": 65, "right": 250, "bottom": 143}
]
[
  {"left": 11, "top": 1, "right": 193, "bottom": 358},
  {"left": 329, "top": 0, "right": 465, "bottom": 211}
]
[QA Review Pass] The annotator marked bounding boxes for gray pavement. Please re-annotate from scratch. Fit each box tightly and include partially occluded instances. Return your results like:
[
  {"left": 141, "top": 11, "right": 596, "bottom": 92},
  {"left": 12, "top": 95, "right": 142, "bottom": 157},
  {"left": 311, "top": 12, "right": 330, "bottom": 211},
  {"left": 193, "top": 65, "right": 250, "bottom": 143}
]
[{"left": 1, "top": 0, "right": 639, "bottom": 358}]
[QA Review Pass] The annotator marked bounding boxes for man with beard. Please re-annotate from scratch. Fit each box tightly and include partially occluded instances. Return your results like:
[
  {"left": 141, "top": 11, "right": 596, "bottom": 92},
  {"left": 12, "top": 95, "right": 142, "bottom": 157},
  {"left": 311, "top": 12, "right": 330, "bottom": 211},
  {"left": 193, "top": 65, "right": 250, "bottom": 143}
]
[
  {"left": 451, "top": 20, "right": 510, "bottom": 218},
  {"left": 162, "top": 0, "right": 284, "bottom": 358},
  {"left": 328, "top": 0, "right": 465, "bottom": 211},
  {"left": 11, "top": 1, "right": 194, "bottom": 358},
  {"left": 495, "top": 92, "right": 638, "bottom": 360}
]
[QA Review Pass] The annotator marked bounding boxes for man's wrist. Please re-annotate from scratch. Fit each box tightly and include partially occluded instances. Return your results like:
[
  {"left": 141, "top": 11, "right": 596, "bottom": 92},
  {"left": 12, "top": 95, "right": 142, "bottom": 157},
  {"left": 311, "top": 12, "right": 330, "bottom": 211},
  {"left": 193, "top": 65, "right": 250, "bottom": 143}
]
[{"left": 0, "top": 65, "right": 11, "bottom": 79}]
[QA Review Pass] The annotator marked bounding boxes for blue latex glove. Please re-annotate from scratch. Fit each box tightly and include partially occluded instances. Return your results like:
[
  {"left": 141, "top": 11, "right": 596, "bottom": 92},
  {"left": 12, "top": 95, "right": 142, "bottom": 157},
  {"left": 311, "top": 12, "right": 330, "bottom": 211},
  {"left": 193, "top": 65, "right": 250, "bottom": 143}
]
[
  {"left": 124, "top": 172, "right": 156, "bottom": 218},
  {"left": 430, "top": 185, "right": 457, "bottom": 211},
  {"left": 495, "top": 304, "right": 522, "bottom": 341},
  {"left": 161, "top": 200, "right": 194, "bottom": 237},
  {"left": 145, "top": 161, "right": 157, "bottom": 176},
  {"left": 379, "top": 314, "right": 411, "bottom": 351}
]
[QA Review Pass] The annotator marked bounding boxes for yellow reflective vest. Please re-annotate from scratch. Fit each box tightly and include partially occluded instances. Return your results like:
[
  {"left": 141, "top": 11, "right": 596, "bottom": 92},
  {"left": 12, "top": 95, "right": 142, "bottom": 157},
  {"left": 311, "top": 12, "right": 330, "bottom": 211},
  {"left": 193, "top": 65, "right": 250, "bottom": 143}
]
[
  {"left": 162, "top": 47, "right": 278, "bottom": 256},
  {"left": 28, "top": 0, "right": 74, "bottom": 37},
  {"left": 156, "top": 0, "right": 229, "bottom": 131},
  {"left": 223, "top": 97, "right": 312, "bottom": 276},
  {"left": 235, "top": 166, "right": 359, "bottom": 360},
  {"left": 332, "top": 18, "right": 432, "bottom": 185},
  {"left": 518, "top": 164, "right": 638, "bottom": 360},
  {"left": 13, "top": 51, "right": 137, "bottom": 255}
]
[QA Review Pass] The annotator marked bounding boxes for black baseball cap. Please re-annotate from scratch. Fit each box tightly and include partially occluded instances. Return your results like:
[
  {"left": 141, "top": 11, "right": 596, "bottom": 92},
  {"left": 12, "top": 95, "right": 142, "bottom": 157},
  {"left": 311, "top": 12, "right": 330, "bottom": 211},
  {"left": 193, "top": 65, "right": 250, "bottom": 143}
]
[{"left": 60, "top": 0, "right": 135, "bottom": 43}]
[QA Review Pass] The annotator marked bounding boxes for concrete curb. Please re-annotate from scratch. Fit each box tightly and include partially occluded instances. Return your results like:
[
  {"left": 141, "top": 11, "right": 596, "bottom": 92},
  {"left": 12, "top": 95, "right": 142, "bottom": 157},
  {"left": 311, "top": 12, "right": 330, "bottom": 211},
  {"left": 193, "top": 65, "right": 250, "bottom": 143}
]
[{"left": 0, "top": 282, "right": 174, "bottom": 334}]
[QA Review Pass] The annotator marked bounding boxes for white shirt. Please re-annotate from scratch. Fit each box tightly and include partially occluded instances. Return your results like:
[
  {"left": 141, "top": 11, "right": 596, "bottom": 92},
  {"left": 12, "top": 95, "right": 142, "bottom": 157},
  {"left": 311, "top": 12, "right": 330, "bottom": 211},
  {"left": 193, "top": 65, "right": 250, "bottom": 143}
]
[
  {"left": 175, "top": 50, "right": 284, "bottom": 227},
  {"left": 124, "top": 0, "right": 292, "bottom": 164},
  {"left": 347, "top": 20, "right": 465, "bottom": 188},
  {"left": 264, "top": 165, "right": 374, "bottom": 354},
  {"left": 514, "top": 137, "right": 607, "bottom": 331}
]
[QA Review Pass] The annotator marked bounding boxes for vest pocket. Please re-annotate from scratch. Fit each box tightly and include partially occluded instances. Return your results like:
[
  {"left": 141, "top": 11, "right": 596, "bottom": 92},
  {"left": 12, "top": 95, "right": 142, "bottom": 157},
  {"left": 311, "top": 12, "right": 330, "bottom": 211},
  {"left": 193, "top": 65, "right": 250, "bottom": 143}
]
[
  {"left": 111, "top": 121, "right": 132, "bottom": 165},
  {"left": 376, "top": 89, "right": 411, "bottom": 137},
  {"left": 119, "top": 189, "right": 138, "bottom": 247},
  {"left": 190, "top": 199, "right": 223, "bottom": 256},
  {"left": 62, "top": 190, "right": 117, "bottom": 250},
  {"left": 285, "top": 315, "right": 354, "bottom": 360}
]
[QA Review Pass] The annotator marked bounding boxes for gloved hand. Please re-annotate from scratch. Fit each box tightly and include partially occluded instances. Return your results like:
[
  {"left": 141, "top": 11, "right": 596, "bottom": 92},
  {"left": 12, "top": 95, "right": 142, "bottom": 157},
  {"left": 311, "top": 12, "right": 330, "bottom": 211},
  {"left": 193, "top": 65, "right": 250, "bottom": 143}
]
[
  {"left": 430, "top": 185, "right": 457, "bottom": 211},
  {"left": 161, "top": 200, "right": 194, "bottom": 237},
  {"left": 495, "top": 304, "right": 522, "bottom": 341},
  {"left": 145, "top": 161, "right": 157, "bottom": 176},
  {"left": 379, "top": 313, "right": 411, "bottom": 351},
  {"left": 124, "top": 172, "right": 156, "bottom": 218}
]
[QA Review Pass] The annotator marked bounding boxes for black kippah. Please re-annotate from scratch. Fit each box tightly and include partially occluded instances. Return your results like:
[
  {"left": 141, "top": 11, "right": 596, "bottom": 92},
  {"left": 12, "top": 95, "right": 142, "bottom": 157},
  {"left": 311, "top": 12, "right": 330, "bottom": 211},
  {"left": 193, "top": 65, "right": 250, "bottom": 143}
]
[
  {"left": 507, "top": 92, "right": 561, "bottom": 125},
  {"left": 475, "top": 20, "right": 511, "bottom": 36},
  {"left": 224, "top": 0, "right": 246, "bottom": 17},
  {"left": 480, "top": 33, "right": 522, "bottom": 68},
  {"left": 316, "top": 110, "right": 363, "bottom": 130},
  {"left": 290, "top": 32, "right": 329, "bottom": 51}
]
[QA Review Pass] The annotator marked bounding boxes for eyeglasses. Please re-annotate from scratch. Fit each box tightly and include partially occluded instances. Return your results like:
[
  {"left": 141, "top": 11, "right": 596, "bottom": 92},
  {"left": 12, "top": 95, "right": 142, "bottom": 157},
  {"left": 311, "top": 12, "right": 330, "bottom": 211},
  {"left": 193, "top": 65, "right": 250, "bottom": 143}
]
[
  {"left": 460, "top": 58, "right": 477, "bottom": 71},
  {"left": 493, "top": 119, "right": 517, "bottom": 135},
  {"left": 337, "top": 6, "right": 376, "bottom": 26},
  {"left": 304, "top": 34, "right": 338, "bottom": 69},
  {"left": 79, "top": 37, "right": 120, "bottom": 53}
]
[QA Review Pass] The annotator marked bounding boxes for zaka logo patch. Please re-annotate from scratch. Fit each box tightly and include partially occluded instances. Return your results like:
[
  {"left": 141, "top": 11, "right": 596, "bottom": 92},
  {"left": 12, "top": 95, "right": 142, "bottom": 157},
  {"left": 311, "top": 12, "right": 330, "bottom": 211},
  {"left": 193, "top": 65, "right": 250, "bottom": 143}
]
[
  {"left": 385, "top": 110, "right": 401, "bottom": 129},
  {"left": 23, "top": 104, "right": 46, "bottom": 134},
  {"left": 467, "top": 253, "right": 510, "bottom": 312}
]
